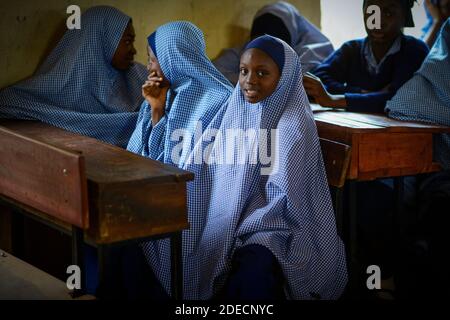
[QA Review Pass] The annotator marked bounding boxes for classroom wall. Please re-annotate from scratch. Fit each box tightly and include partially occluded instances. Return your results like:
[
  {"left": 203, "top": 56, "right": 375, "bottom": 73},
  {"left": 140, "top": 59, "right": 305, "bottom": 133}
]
[{"left": 0, "top": 0, "right": 320, "bottom": 89}]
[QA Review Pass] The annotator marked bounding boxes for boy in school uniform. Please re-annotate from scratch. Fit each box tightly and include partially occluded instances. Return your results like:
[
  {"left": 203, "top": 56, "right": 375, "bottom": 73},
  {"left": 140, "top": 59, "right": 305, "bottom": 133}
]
[{"left": 304, "top": 0, "right": 429, "bottom": 113}]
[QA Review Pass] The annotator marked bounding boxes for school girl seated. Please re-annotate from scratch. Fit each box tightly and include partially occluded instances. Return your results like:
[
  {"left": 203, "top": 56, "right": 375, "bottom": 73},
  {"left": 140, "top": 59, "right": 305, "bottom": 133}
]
[
  {"left": 385, "top": 19, "right": 450, "bottom": 298},
  {"left": 304, "top": 0, "right": 429, "bottom": 113},
  {"left": 120, "top": 21, "right": 347, "bottom": 300},
  {"left": 213, "top": 1, "right": 334, "bottom": 85},
  {"left": 0, "top": 6, "right": 147, "bottom": 148}
]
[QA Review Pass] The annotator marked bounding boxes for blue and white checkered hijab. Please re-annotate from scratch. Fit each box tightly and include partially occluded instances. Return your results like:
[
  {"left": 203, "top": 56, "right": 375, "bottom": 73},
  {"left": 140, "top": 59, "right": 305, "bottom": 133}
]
[
  {"left": 127, "top": 21, "right": 233, "bottom": 164},
  {"left": 386, "top": 19, "right": 450, "bottom": 169},
  {"left": 142, "top": 36, "right": 347, "bottom": 300},
  {"left": 0, "top": 6, "right": 147, "bottom": 148}
]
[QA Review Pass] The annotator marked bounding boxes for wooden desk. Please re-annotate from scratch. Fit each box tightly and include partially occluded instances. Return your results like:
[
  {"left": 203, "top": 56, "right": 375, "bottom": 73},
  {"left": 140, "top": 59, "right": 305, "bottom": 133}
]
[
  {"left": 312, "top": 105, "right": 450, "bottom": 181},
  {"left": 0, "top": 119, "right": 194, "bottom": 299},
  {"left": 311, "top": 105, "right": 450, "bottom": 292}
]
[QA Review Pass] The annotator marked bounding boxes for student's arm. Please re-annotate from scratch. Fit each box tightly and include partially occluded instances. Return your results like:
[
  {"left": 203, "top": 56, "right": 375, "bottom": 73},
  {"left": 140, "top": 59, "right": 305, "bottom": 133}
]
[
  {"left": 346, "top": 40, "right": 429, "bottom": 113},
  {"left": 303, "top": 73, "right": 348, "bottom": 108},
  {"left": 127, "top": 74, "right": 170, "bottom": 157},
  {"left": 126, "top": 99, "right": 168, "bottom": 159},
  {"left": 304, "top": 71, "right": 394, "bottom": 112},
  {"left": 424, "top": 20, "right": 446, "bottom": 48},
  {"left": 311, "top": 42, "right": 363, "bottom": 94},
  {"left": 345, "top": 91, "right": 392, "bottom": 113},
  {"left": 423, "top": 0, "right": 450, "bottom": 48}
]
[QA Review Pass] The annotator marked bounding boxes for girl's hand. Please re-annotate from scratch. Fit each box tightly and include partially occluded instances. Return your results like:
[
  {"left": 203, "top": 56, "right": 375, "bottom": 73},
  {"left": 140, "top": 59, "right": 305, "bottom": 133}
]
[
  {"left": 303, "top": 72, "right": 347, "bottom": 109},
  {"left": 303, "top": 73, "right": 334, "bottom": 106},
  {"left": 142, "top": 72, "right": 169, "bottom": 109},
  {"left": 142, "top": 72, "right": 169, "bottom": 125},
  {"left": 426, "top": 0, "right": 442, "bottom": 21},
  {"left": 426, "top": 0, "right": 450, "bottom": 22}
]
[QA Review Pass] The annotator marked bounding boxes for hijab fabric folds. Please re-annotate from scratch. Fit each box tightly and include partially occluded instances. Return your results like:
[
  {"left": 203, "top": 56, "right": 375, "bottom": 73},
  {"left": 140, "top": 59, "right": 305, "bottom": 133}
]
[
  {"left": 0, "top": 6, "right": 148, "bottom": 148},
  {"left": 213, "top": 1, "right": 334, "bottom": 84},
  {"left": 127, "top": 22, "right": 233, "bottom": 164},
  {"left": 386, "top": 19, "right": 450, "bottom": 169},
  {"left": 131, "top": 32, "right": 347, "bottom": 299}
]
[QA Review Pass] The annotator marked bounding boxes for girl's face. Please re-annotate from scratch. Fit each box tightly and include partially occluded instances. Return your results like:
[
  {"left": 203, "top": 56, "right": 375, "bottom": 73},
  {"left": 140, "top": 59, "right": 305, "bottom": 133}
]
[
  {"left": 363, "top": 0, "right": 404, "bottom": 45},
  {"left": 239, "top": 48, "right": 281, "bottom": 104},
  {"left": 112, "top": 22, "right": 137, "bottom": 71},
  {"left": 147, "top": 45, "right": 162, "bottom": 74}
]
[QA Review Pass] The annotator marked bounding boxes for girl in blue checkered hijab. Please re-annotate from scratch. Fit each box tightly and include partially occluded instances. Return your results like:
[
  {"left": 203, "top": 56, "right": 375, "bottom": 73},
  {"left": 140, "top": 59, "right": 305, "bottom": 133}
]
[
  {"left": 126, "top": 22, "right": 233, "bottom": 164},
  {"left": 387, "top": 19, "right": 450, "bottom": 169},
  {"left": 138, "top": 34, "right": 347, "bottom": 300},
  {"left": 0, "top": 6, "right": 147, "bottom": 148}
]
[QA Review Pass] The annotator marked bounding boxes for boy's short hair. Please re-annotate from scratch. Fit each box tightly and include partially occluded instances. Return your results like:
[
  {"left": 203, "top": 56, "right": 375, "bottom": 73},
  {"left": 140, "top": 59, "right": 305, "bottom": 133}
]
[{"left": 363, "top": 0, "right": 417, "bottom": 27}]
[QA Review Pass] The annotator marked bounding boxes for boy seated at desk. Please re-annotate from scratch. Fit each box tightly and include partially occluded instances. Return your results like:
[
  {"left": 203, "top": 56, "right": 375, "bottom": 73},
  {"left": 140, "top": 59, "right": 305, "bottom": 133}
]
[{"left": 303, "top": 0, "right": 429, "bottom": 113}]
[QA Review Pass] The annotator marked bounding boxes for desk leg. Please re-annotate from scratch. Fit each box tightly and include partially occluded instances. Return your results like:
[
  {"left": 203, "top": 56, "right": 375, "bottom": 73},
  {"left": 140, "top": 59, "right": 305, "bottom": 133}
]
[
  {"left": 97, "top": 244, "right": 110, "bottom": 291},
  {"left": 71, "top": 226, "right": 85, "bottom": 298},
  {"left": 393, "top": 176, "right": 406, "bottom": 271},
  {"left": 11, "top": 211, "right": 25, "bottom": 257},
  {"left": 0, "top": 205, "right": 13, "bottom": 252},
  {"left": 347, "top": 180, "right": 358, "bottom": 293},
  {"left": 171, "top": 232, "right": 183, "bottom": 301},
  {"left": 334, "top": 187, "right": 344, "bottom": 239},
  {"left": 393, "top": 177, "right": 405, "bottom": 237}
]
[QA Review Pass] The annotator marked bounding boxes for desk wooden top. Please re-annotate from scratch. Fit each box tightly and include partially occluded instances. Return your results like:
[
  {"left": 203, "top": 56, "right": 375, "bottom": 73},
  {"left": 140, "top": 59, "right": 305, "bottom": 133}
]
[
  {"left": 0, "top": 120, "right": 194, "bottom": 244},
  {"left": 0, "top": 119, "right": 193, "bottom": 184},
  {"left": 310, "top": 104, "right": 450, "bottom": 181},
  {"left": 312, "top": 104, "right": 450, "bottom": 134}
]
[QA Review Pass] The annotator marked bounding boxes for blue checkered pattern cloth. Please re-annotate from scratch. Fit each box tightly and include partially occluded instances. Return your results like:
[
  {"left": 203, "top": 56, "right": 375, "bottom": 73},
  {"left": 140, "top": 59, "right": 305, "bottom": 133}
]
[
  {"left": 386, "top": 19, "right": 450, "bottom": 170},
  {"left": 131, "top": 30, "right": 347, "bottom": 299},
  {"left": 127, "top": 21, "right": 233, "bottom": 164},
  {"left": 0, "top": 6, "right": 147, "bottom": 148},
  {"left": 213, "top": 1, "right": 334, "bottom": 84}
]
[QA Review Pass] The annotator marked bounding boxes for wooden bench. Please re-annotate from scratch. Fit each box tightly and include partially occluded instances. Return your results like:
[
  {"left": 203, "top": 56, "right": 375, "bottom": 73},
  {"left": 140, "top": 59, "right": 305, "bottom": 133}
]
[
  {"left": 0, "top": 119, "right": 194, "bottom": 299},
  {"left": 0, "top": 249, "right": 74, "bottom": 300}
]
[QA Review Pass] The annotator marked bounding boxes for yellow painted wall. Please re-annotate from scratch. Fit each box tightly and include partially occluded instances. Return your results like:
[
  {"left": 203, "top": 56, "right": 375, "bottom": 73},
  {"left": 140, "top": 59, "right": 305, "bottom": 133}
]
[{"left": 0, "top": 0, "right": 321, "bottom": 88}]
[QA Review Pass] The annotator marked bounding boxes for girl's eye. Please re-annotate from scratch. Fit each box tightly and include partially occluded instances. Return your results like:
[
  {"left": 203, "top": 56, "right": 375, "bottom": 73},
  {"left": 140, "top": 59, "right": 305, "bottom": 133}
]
[
  {"left": 240, "top": 68, "right": 248, "bottom": 76},
  {"left": 257, "top": 70, "right": 268, "bottom": 77}
]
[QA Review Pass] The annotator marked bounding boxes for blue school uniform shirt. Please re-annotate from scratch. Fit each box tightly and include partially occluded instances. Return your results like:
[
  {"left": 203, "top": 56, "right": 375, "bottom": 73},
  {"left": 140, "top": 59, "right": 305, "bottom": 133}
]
[
  {"left": 134, "top": 34, "right": 347, "bottom": 299},
  {"left": 312, "top": 34, "right": 429, "bottom": 113},
  {"left": 0, "top": 6, "right": 147, "bottom": 148},
  {"left": 387, "top": 19, "right": 450, "bottom": 170}
]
